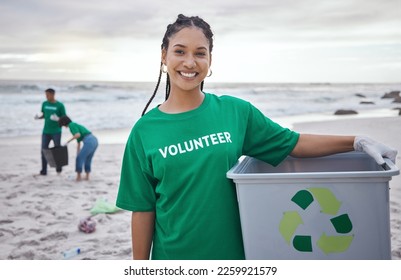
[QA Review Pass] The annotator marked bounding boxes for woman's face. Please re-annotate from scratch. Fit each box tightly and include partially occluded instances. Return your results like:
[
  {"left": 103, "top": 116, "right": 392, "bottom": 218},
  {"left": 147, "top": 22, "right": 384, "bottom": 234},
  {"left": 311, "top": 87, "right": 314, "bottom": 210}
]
[{"left": 162, "top": 27, "right": 212, "bottom": 93}]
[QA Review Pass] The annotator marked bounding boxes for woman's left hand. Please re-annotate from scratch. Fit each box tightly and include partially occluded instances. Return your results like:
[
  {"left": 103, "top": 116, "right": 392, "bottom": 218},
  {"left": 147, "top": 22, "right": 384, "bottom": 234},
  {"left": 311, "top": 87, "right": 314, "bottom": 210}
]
[{"left": 354, "top": 136, "right": 397, "bottom": 165}]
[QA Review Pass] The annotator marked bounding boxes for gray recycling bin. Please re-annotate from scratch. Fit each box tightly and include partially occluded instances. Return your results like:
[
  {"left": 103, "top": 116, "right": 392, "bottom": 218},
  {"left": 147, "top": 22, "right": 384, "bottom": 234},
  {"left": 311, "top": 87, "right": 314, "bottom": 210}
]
[{"left": 227, "top": 151, "right": 399, "bottom": 260}]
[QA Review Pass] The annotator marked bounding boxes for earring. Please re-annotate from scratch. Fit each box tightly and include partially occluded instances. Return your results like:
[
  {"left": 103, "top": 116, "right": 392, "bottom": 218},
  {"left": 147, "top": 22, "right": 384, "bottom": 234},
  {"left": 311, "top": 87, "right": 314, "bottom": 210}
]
[
  {"left": 207, "top": 69, "right": 213, "bottom": 77},
  {"left": 160, "top": 64, "right": 167, "bottom": 73}
]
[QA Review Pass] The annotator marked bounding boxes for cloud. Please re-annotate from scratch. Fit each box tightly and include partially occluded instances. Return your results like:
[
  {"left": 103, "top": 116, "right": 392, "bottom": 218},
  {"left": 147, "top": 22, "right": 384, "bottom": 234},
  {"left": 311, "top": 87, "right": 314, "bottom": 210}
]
[
  {"left": 1, "top": 0, "right": 400, "bottom": 82},
  {"left": 2, "top": 0, "right": 400, "bottom": 42}
]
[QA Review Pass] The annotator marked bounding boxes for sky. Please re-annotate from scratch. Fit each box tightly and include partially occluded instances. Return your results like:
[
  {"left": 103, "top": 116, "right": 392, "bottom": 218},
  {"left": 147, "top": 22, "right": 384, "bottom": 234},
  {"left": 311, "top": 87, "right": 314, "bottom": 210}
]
[{"left": 0, "top": 0, "right": 400, "bottom": 83}]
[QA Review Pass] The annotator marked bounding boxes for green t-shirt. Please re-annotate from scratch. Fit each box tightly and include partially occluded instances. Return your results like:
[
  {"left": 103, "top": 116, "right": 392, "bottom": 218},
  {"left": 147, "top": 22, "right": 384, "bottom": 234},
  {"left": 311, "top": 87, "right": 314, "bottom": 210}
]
[
  {"left": 68, "top": 122, "right": 91, "bottom": 142},
  {"left": 116, "top": 93, "right": 299, "bottom": 260},
  {"left": 41, "top": 101, "right": 66, "bottom": 134}
]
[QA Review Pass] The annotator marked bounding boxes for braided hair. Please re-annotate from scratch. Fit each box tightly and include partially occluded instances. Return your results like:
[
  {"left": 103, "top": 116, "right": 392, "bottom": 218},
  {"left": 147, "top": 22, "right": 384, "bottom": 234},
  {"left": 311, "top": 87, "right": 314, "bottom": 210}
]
[{"left": 141, "top": 14, "right": 214, "bottom": 116}]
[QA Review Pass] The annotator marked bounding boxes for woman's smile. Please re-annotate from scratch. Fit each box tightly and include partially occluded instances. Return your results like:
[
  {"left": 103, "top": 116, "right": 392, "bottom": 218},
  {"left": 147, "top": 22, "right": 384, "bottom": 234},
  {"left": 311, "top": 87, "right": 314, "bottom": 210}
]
[{"left": 179, "top": 71, "right": 197, "bottom": 78}]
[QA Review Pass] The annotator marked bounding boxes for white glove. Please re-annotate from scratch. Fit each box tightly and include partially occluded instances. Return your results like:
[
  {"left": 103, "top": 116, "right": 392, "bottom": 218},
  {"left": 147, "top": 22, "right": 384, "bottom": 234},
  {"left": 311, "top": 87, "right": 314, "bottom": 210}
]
[
  {"left": 34, "top": 113, "right": 42, "bottom": 120},
  {"left": 50, "top": 114, "right": 59, "bottom": 121},
  {"left": 354, "top": 136, "right": 397, "bottom": 166}
]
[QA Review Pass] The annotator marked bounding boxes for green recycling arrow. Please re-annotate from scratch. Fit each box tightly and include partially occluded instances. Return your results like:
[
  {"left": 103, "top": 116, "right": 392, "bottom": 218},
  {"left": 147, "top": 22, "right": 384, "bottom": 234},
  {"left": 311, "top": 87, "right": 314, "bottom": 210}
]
[
  {"left": 308, "top": 188, "right": 342, "bottom": 215},
  {"left": 331, "top": 214, "right": 353, "bottom": 234},
  {"left": 293, "top": 235, "right": 312, "bottom": 252},
  {"left": 279, "top": 211, "right": 303, "bottom": 244},
  {"left": 316, "top": 233, "right": 354, "bottom": 254},
  {"left": 279, "top": 187, "right": 354, "bottom": 255},
  {"left": 291, "top": 190, "right": 314, "bottom": 210}
]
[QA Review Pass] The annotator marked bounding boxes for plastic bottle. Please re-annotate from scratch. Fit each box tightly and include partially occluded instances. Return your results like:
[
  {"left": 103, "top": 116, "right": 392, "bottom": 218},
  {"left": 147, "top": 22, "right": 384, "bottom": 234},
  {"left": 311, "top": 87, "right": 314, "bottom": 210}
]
[{"left": 62, "top": 248, "right": 81, "bottom": 259}]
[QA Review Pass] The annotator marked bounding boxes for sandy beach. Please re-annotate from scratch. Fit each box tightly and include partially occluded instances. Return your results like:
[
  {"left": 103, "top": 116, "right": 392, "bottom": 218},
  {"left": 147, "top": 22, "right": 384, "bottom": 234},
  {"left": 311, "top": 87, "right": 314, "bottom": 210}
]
[
  {"left": 0, "top": 116, "right": 400, "bottom": 260},
  {"left": 0, "top": 136, "right": 132, "bottom": 260}
]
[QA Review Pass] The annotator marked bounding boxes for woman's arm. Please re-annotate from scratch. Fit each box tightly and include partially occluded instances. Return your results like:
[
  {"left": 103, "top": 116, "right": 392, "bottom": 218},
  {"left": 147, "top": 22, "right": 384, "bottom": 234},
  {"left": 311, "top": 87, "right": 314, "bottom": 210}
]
[
  {"left": 131, "top": 211, "right": 155, "bottom": 260},
  {"left": 76, "top": 141, "right": 81, "bottom": 154},
  {"left": 67, "top": 133, "right": 81, "bottom": 144},
  {"left": 291, "top": 134, "right": 397, "bottom": 167},
  {"left": 290, "top": 134, "right": 355, "bottom": 158}
]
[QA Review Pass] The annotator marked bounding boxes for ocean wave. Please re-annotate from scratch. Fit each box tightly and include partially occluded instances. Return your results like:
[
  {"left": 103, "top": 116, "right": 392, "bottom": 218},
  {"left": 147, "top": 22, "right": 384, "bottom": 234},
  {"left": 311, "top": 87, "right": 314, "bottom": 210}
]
[{"left": 0, "top": 80, "right": 400, "bottom": 138}]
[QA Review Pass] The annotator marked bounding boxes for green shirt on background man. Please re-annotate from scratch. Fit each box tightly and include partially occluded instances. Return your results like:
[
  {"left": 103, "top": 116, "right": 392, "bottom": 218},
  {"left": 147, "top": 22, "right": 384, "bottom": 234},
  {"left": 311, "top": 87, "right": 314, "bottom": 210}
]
[{"left": 41, "top": 101, "right": 66, "bottom": 134}]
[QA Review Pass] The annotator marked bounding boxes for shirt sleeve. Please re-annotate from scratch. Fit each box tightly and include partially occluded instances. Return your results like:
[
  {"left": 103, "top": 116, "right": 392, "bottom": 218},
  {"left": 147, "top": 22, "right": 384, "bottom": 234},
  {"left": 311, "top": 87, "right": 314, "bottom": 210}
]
[
  {"left": 69, "top": 123, "right": 79, "bottom": 136},
  {"left": 59, "top": 103, "right": 66, "bottom": 116},
  {"left": 242, "top": 102, "right": 300, "bottom": 166},
  {"left": 116, "top": 128, "right": 157, "bottom": 212}
]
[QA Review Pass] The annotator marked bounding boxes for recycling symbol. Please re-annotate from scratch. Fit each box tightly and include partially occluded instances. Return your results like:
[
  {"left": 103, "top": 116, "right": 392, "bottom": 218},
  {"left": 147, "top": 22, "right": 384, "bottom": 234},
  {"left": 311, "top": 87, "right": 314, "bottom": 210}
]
[{"left": 279, "top": 187, "right": 354, "bottom": 254}]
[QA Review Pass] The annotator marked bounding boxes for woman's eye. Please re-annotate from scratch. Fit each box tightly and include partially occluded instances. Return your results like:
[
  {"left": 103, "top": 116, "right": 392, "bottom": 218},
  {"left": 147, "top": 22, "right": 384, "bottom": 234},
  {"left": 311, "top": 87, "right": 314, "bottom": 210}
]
[
  {"left": 175, "top": 50, "right": 184, "bottom": 54},
  {"left": 196, "top": 52, "right": 206, "bottom": 56}
]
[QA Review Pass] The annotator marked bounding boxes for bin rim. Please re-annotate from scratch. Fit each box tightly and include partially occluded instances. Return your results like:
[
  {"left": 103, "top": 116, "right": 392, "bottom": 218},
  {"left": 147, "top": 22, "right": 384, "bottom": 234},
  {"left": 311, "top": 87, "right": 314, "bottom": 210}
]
[{"left": 227, "top": 152, "right": 399, "bottom": 180}]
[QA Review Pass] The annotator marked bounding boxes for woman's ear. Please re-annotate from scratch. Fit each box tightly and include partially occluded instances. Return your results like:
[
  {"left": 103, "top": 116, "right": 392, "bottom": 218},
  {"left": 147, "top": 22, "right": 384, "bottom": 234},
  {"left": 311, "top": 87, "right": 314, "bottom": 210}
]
[{"left": 161, "top": 48, "right": 167, "bottom": 65}]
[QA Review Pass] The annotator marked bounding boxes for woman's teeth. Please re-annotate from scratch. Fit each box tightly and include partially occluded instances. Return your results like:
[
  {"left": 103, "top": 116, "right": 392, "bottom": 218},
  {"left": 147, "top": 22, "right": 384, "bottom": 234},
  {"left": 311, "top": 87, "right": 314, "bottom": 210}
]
[{"left": 180, "top": 72, "right": 196, "bottom": 78}]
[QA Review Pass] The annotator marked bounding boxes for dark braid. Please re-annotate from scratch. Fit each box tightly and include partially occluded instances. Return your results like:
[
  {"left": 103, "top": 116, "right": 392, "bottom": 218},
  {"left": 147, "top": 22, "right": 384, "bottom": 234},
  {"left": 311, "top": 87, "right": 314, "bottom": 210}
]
[
  {"left": 141, "top": 14, "right": 214, "bottom": 116},
  {"left": 141, "top": 62, "right": 163, "bottom": 116},
  {"left": 165, "top": 74, "right": 170, "bottom": 101}
]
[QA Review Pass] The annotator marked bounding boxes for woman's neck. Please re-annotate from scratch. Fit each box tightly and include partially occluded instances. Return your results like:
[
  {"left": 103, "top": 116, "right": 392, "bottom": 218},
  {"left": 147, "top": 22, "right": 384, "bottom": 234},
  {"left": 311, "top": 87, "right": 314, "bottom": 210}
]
[{"left": 159, "top": 89, "right": 204, "bottom": 114}]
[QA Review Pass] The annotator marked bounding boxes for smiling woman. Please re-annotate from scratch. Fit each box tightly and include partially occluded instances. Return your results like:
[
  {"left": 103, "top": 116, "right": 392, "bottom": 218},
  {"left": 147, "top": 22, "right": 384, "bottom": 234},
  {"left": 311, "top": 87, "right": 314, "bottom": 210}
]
[
  {"left": 140, "top": 15, "right": 214, "bottom": 115},
  {"left": 157, "top": 27, "right": 211, "bottom": 113}
]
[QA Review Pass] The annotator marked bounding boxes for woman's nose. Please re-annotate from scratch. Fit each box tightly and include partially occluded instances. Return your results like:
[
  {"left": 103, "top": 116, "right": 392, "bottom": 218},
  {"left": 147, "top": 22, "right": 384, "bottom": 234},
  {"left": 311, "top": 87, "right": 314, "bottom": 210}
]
[{"left": 183, "top": 55, "right": 196, "bottom": 68}]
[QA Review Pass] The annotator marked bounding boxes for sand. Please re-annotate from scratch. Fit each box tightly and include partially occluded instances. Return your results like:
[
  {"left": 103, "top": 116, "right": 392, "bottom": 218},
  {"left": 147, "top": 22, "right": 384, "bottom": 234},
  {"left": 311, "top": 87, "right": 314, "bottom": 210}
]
[
  {"left": 0, "top": 136, "right": 132, "bottom": 260},
  {"left": 0, "top": 117, "right": 400, "bottom": 260}
]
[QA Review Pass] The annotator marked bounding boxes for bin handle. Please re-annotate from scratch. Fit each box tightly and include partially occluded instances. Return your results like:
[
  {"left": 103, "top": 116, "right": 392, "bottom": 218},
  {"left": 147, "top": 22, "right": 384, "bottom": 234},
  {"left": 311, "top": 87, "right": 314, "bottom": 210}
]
[
  {"left": 381, "top": 163, "right": 390, "bottom": 171},
  {"left": 382, "top": 157, "right": 398, "bottom": 173}
]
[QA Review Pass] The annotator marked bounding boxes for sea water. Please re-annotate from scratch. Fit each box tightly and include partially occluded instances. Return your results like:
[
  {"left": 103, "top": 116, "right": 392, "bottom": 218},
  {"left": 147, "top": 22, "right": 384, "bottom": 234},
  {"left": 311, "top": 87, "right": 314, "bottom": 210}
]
[{"left": 0, "top": 80, "right": 400, "bottom": 138}]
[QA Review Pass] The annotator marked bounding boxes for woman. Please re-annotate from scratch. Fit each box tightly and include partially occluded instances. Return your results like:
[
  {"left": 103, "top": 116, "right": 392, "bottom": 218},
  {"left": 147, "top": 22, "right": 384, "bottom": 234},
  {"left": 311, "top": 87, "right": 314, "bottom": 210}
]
[
  {"left": 58, "top": 116, "right": 98, "bottom": 181},
  {"left": 116, "top": 14, "right": 397, "bottom": 260}
]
